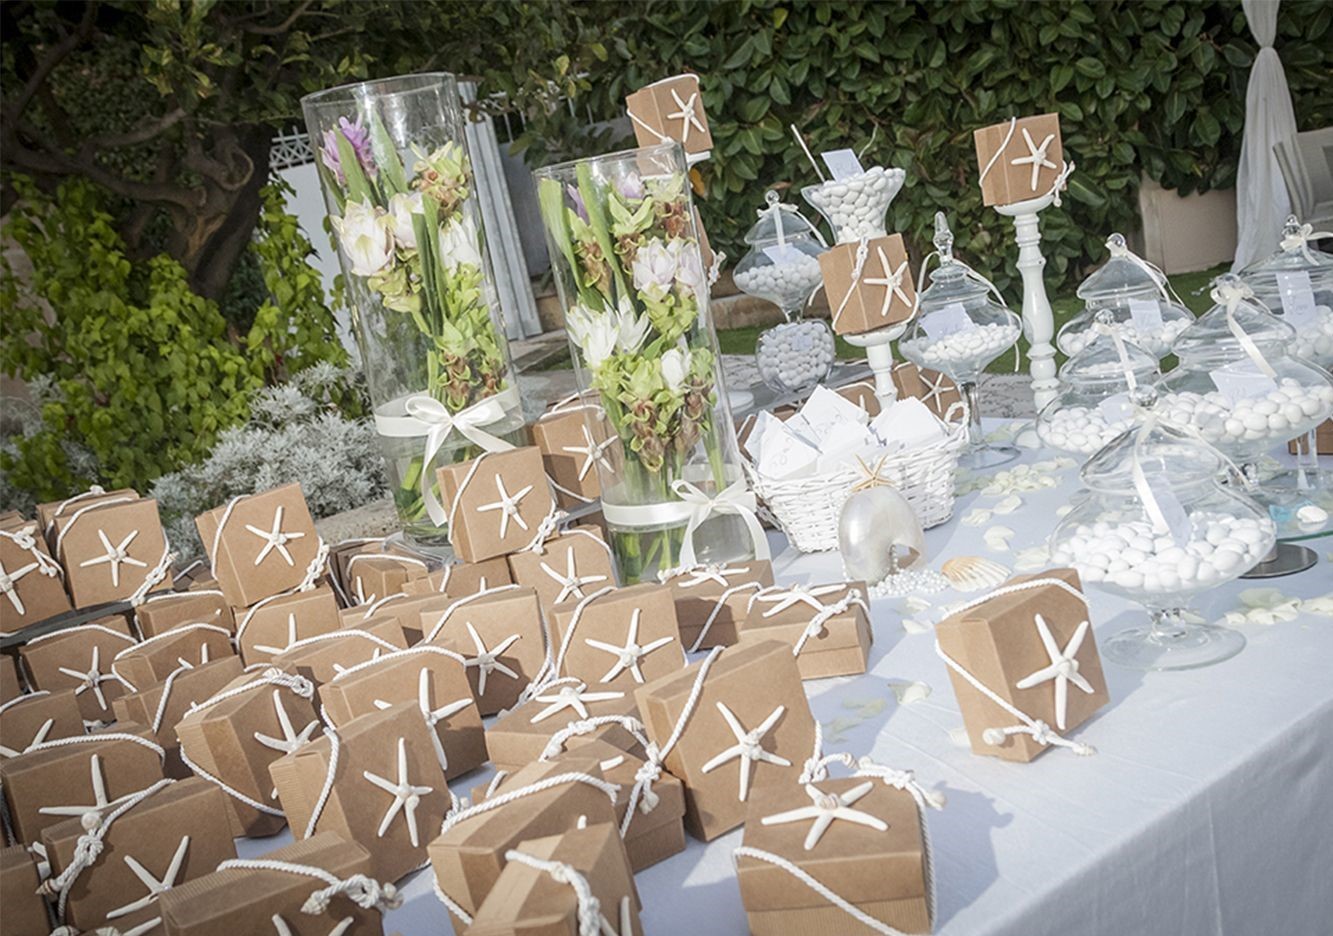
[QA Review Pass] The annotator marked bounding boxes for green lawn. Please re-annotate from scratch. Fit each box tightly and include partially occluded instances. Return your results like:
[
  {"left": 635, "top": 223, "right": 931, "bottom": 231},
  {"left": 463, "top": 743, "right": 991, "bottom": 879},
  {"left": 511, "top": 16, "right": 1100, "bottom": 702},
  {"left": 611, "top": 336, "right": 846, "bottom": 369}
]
[{"left": 534, "top": 264, "right": 1228, "bottom": 373}]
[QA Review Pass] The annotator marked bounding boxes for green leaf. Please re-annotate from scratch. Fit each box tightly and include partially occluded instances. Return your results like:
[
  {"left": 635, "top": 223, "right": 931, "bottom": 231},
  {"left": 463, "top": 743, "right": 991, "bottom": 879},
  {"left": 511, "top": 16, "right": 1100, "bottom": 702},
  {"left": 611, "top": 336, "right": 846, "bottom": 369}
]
[{"left": 368, "top": 112, "right": 407, "bottom": 197}]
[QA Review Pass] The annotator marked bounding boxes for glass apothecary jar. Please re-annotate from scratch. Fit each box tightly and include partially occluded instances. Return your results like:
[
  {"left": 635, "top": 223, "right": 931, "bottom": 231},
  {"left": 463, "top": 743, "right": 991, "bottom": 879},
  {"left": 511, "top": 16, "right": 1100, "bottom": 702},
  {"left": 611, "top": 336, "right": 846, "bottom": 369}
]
[
  {"left": 303, "top": 73, "right": 522, "bottom": 549},
  {"left": 733, "top": 191, "right": 834, "bottom": 395},
  {"left": 1049, "top": 391, "right": 1275, "bottom": 670},
  {"left": 801, "top": 166, "right": 905, "bottom": 244},
  {"left": 534, "top": 142, "right": 759, "bottom": 583},
  {"left": 1036, "top": 314, "right": 1160, "bottom": 455},
  {"left": 899, "top": 213, "right": 1021, "bottom": 468},
  {"left": 1239, "top": 215, "right": 1333, "bottom": 367},
  {"left": 1056, "top": 234, "right": 1195, "bottom": 359}
]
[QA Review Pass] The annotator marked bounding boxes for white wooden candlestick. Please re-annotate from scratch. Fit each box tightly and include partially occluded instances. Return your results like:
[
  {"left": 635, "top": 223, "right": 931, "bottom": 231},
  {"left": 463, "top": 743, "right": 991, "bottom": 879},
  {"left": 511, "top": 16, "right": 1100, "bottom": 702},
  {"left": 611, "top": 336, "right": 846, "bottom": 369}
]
[
  {"left": 994, "top": 190, "right": 1060, "bottom": 411},
  {"left": 844, "top": 324, "right": 908, "bottom": 405}
]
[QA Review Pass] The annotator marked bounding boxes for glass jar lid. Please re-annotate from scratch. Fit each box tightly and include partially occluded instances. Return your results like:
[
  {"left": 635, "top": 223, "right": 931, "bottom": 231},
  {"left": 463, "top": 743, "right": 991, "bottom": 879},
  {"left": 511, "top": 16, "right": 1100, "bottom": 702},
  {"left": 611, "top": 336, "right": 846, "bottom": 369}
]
[
  {"left": 917, "top": 212, "right": 991, "bottom": 308},
  {"left": 743, "top": 191, "right": 824, "bottom": 246},
  {"left": 1059, "top": 312, "right": 1160, "bottom": 385},
  {"left": 1076, "top": 233, "right": 1170, "bottom": 302},
  {"left": 1170, "top": 274, "right": 1295, "bottom": 359},
  {"left": 1080, "top": 388, "right": 1224, "bottom": 491},
  {"left": 1239, "top": 215, "right": 1333, "bottom": 291}
]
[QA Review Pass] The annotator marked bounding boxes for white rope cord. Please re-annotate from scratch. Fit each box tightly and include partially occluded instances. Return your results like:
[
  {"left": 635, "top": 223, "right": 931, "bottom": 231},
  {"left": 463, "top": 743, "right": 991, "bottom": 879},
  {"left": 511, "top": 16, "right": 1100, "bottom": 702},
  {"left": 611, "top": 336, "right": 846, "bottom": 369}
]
[
  {"left": 26, "top": 622, "right": 138, "bottom": 648},
  {"left": 327, "top": 644, "right": 468, "bottom": 684},
  {"left": 112, "top": 622, "right": 231, "bottom": 661},
  {"left": 0, "top": 526, "right": 64, "bottom": 578},
  {"left": 44, "top": 485, "right": 108, "bottom": 535},
  {"left": 51, "top": 496, "right": 138, "bottom": 557},
  {"left": 502, "top": 849, "right": 611, "bottom": 936},
  {"left": 214, "top": 857, "right": 402, "bottom": 915},
  {"left": 653, "top": 646, "right": 723, "bottom": 769},
  {"left": 28, "top": 732, "right": 166, "bottom": 762},
  {"left": 345, "top": 552, "right": 429, "bottom": 573},
  {"left": 482, "top": 770, "right": 509, "bottom": 801},
  {"left": 830, "top": 237, "right": 872, "bottom": 329},
  {"left": 688, "top": 582, "right": 764, "bottom": 653},
  {"left": 41, "top": 777, "right": 175, "bottom": 920},
  {"left": 422, "top": 583, "right": 522, "bottom": 644},
  {"left": 232, "top": 540, "right": 330, "bottom": 644},
  {"left": 301, "top": 707, "right": 341, "bottom": 840},
  {"left": 977, "top": 116, "right": 1018, "bottom": 187},
  {"left": 269, "top": 629, "right": 402, "bottom": 660},
  {"left": 519, "top": 503, "right": 568, "bottom": 554},
  {"left": 443, "top": 453, "right": 492, "bottom": 534},
  {"left": 149, "top": 661, "right": 197, "bottom": 734},
  {"left": 542, "top": 585, "right": 617, "bottom": 688},
  {"left": 206, "top": 496, "right": 246, "bottom": 580},
  {"left": 537, "top": 714, "right": 662, "bottom": 838},
  {"left": 170, "top": 557, "right": 205, "bottom": 586},
  {"left": 432, "top": 878, "right": 475, "bottom": 926},
  {"left": 127, "top": 540, "right": 176, "bottom": 606},
  {"left": 140, "top": 587, "right": 225, "bottom": 605},
  {"left": 361, "top": 591, "right": 410, "bottom": 618},
  {"left": 0, "top": 689, "right": 50, "bottom": 716}
]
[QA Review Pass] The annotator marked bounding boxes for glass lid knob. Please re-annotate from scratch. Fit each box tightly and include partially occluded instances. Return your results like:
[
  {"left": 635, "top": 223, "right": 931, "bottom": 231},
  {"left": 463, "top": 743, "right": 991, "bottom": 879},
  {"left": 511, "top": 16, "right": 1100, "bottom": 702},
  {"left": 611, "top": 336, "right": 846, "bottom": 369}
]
[{"left": 932, "top": 211, "right": 954, "bottom": 260}]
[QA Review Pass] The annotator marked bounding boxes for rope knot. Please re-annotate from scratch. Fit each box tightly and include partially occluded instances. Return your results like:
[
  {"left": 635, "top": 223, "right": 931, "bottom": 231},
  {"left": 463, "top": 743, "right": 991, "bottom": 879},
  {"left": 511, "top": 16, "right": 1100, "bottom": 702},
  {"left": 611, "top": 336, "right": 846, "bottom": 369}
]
[
  {"left": 302, "top": 874, "right": 402, "bottom": 915},
  {"left": 546, "top": 861, "right": 578, "bottom": 885},
  {"left": 633, "top": 760, "right": 662, "bottom": 813}
]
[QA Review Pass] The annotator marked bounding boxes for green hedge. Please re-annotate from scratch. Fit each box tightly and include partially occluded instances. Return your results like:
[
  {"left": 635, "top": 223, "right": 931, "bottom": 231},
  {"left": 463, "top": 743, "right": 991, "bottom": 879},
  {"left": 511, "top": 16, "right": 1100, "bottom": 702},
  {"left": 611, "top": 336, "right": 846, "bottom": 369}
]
[{"left": 502, "top": 0, "right": 1333, "bottom": 292}]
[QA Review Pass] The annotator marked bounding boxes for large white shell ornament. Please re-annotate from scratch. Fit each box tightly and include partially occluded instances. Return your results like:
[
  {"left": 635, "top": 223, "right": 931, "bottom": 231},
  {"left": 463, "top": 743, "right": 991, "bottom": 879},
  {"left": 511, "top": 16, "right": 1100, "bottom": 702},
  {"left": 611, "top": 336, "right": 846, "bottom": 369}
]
[{"left": 838, "top": 486, "right": 926, "bottom": 584}]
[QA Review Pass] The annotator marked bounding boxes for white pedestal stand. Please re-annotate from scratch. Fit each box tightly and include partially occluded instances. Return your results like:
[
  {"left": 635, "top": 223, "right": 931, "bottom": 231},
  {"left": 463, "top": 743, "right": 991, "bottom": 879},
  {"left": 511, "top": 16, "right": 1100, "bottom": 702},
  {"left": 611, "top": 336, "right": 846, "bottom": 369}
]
[
  {"left": 995, "top": 191, "right": 1060, "bottom": 411},
  {"left": 844, "top": 324, "right": 909, "bottom": 406}
]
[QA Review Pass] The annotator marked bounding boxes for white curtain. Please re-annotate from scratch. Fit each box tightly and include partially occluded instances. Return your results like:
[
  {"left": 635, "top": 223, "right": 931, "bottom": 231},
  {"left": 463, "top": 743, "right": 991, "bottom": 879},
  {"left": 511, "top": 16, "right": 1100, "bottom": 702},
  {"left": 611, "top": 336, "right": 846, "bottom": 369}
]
[{"left": 1232, "top": 0, "right": 1298, "bottom": 270}]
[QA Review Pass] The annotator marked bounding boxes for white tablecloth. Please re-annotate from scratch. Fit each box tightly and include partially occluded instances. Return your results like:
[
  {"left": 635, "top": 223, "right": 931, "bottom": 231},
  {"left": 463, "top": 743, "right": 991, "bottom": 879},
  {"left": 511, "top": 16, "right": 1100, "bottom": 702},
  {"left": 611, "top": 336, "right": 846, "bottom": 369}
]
[{"left": 240, "top": 439, "right": 1333, "bottom": 936}]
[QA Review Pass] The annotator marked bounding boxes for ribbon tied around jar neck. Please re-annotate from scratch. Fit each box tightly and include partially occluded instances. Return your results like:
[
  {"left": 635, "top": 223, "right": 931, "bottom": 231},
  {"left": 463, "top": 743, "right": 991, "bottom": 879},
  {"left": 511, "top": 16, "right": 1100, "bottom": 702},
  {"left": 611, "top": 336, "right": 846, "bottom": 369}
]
[{"left": 670, "top": 477, "right": 771, "bottom": 568}]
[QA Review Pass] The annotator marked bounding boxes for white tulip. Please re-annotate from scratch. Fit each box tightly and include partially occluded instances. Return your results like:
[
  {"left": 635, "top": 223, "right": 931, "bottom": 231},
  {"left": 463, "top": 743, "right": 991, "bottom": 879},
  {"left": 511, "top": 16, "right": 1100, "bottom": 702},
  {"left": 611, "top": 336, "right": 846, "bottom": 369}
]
[
  {"left": 330, "top": 199, "right": 394, "bottom": 277},
  {"left": 439, "top": 215, "right": 483, "bottom": 271},
  {"left": 386, "top": 192, "right": 424, "bottom": 250},
  {"left": 661, "top": 346, "right": 689, "bottom": 393}
]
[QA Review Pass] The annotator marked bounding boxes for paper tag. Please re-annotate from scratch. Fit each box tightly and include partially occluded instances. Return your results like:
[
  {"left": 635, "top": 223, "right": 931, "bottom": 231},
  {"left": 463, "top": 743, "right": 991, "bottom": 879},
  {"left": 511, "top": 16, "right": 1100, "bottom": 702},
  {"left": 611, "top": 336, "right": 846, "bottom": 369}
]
[
  {"left": 1210, "top": 359, "right": 1278, "bottom": 403},
  {"left": 1142, "top": 470, "right": 1192, "bottom": 545},
  {"left": 1097, "top": 392, "right": 1134, "bottom": 424},
  {"left": 796, "top": 386, "right": 870, "bottom": 442},
  {"left": 757, "top": 423, "right": 820, "bottom": 480},
  {"left": 870, "top": 397, "right": 946, "bottom": 450},
  {"left": 919, "top": 303, "right": 976, "bottom": 340},
  {"left": 742, "top": 411, "right": 776, "bottom": 460},
  {"left": 821, "top": 149, "right": 865, "bottom": 181},
  {"left": 1127, "top": 298, "right": 1164, "bottom": 333},
  {"left": 1275, "top": 271, "right": 1318, "bottom": 326},
  {"left": 762, "top": 244, "right": 807, "bottom": 267}
]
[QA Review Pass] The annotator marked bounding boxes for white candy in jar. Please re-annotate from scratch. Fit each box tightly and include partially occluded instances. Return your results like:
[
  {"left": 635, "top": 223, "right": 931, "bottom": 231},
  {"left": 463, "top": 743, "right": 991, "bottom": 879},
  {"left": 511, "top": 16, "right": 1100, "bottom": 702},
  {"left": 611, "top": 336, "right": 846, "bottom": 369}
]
[
  {"left": 1283, "top": 304, "right": 1333, "bottom": 364},
  {"left": 734, "top": 251, "right": 823, "bottom": 308},
  {"left": 1036, "top": 405, "right": 1133, "bottom": 454},
  {"left": 1050, "top": 513, "right": 1275, "bottom": 595},
  {"left": 1060, "top": 316, "right": 1191, "bottom": 358},
  {"left": 804, "top": 167, "right": 896, "bottom": 242},
  {"left": 901, "top": 322, "right": 1020, "bottom": 372},
  {"left": 757, "top": 320, "right": 835, "bottom": 391},
  {"left": 1156, "top": 379, "right": 1333, "bottom": 446}
]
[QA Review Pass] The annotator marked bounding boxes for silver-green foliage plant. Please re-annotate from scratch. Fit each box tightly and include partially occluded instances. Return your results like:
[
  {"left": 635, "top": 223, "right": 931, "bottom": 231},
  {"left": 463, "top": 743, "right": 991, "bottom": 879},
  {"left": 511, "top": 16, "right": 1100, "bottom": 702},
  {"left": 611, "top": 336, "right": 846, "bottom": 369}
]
[{"left": 150, "top": 363, "right": 386, "bottom": 559}]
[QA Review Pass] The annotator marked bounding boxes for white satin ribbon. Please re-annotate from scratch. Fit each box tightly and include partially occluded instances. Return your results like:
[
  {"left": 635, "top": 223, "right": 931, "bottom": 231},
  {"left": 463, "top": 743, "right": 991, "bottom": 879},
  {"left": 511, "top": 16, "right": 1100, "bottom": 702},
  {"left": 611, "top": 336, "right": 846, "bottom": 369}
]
[
  {"left": 1278, "top": 219, "right": 1333, "bottom": 264},
  {"left": 600, "top": 476, "right": 770, "bottom": 568},
  {"left": 1213, "top": 281, "right": 1279, "bottom": 379},
  {"left": 373, "top": 384, "right": 519, "bottom": 526}
]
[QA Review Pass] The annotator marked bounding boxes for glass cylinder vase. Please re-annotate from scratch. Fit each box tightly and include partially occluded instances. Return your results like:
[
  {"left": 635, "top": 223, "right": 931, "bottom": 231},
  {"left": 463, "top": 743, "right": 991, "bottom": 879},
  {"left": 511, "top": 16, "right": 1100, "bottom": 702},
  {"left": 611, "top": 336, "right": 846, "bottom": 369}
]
[
  {"left": 302, "top": 73, "right": 523, "bottom": 549},
  {"left": 535, "top": 143, "right": 764, "bottom": 582}
]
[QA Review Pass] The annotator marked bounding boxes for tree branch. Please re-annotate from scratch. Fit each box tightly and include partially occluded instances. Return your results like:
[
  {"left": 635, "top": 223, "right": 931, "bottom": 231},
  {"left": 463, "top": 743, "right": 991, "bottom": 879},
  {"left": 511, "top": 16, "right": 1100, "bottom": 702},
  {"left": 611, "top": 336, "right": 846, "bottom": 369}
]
[
  {"left": 4, "top": 2, "right": 96, "bottom": 129},
  {"left": 5, "top": 127, "right": 199, "bottom": 210},
  {"left": 81, "top": 107, "right": 188, "bottom": 153},
  {"left": 242, "top": 0, "right": 314, "bottom": 36}
]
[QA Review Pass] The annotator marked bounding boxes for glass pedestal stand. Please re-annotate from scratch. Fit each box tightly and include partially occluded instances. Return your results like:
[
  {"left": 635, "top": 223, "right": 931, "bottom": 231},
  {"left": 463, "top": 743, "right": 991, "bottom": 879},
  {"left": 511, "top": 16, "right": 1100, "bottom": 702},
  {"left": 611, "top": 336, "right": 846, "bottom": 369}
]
[
  {"left": 1232, "top": 462, "right": 1321, "bottom": 578},
  {"left": 843, "top": 325, "right": 908, "bottom": 406},
  {"left": 994, "top": 190, "right": 1063, "bottom": 412},
  {"left": 958, "top": 379, "right": 1020, "bottom": 469},
  {"left": 1103, "top": 606, "right": 1247, "bottom": 672}
]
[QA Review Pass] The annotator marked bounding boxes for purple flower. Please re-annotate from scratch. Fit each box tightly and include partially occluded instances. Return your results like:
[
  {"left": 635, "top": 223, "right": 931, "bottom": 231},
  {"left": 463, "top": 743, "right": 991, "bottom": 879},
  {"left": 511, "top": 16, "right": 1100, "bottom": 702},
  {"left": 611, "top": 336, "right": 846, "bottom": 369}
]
[
  {"left": 616, "top": 172, "right": 645, "bottom": 201},
  {"left": 566, "top": 182, "right": 589, "bottom": 223},
  {"left": 321, "top": 116, "right": 377, "bottom": 184}
]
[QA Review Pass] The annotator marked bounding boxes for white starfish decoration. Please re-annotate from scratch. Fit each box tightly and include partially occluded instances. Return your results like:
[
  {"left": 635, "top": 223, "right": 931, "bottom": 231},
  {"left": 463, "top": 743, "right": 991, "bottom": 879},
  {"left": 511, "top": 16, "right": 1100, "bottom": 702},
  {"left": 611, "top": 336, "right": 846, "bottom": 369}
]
[
  {"left": 540, "top": 547, "right": 607, "bottom": 604},
  {"left": 354, "top": 576, "right": 375, "bottom": 605},
  {"left": 1014, "top": 613, "right": 1094, "bottom": 731},
  {"left": 374, "top": 667, "right": 471, "bottom": 773},
  {"left": 918, "top": 368, "right": 952, "bottom": 411},
  {"left": 105, "top": 834, "right": 190, "bottom": 919},
  {"left": 700, "top": 702, "right": 791, "bottom": 801},
  {"left": 0, "top": 717, "right": 54, "bottom": 758},
  {"left": 862, "top": 247, "right": 912, "bottom": 318},
  {"left": 38, "top": 753, "right": 139, "bottom": 820},
  {"left": 528, "top": 682, "right": 624, "bottom": 724},
  {"left": 754, "top": 583, "right": 845, "bottom": 618},
  {"left": 244, "top": 505, "right": 305, "bottom": 567},
  {"left": 665, "top": 87, "right": 706, "bottom": 144},
  {"left": 57, "top": 644, "right": 119, "bottom": 710},
  {"left": 0, "top": 557, "right": 39, "bottom": 615},
  {"left": 760, "top": 781, "right": 888, "bottom": 850},
  {"left": 253, "top": 689, "right": 318, "bottom": 797},
  {"left": 362, "top": 736, "right": 433, "bottom": 847},
  {"left": 561, "top": 425, "right": 616, "bottom": 481},
  {"left": 79, "top": 528, "right": 147, "bottom": 588},
  {"left": 462, "top": 622, "right": 521, "bottom": 697},
  {"left": 476, "top": 475, "right": 534, "bottom": 540},
  {"left": 272, "top": 914, "right": 353, "bottom": 936},
  {"left": 677, "top": 565, "right": 746, "bottom": 588},
  {"left": 583, "top": 608, "right": 675, "bottom": 684},
  {"left": 252, "top": 613, "right": 300, "bottom": 657},
  {"left": 1010, "top": 126, "right": 1057, "bottom": 190}
]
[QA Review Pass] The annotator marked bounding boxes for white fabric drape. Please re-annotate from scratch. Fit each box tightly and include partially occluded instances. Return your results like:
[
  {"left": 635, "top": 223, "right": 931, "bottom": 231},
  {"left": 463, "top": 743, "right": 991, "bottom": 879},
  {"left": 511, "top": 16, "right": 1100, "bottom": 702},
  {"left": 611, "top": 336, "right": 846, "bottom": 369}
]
[
  {"left": 459, "top": 81, "right": 543, "bottom": 340},
  {"left": 1232, "top": 0, "right": 1298, "bottom": 270}
]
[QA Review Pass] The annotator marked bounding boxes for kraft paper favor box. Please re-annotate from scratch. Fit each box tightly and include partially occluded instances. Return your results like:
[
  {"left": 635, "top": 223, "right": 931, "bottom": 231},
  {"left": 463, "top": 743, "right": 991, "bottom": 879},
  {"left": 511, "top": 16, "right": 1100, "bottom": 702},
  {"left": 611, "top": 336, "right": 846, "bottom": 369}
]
[
  {"left": 195, "top": 483, "right": 321, "bottom": 608},
  {"left": 135, "top": 589, "right": 235, "bottom": 638},
  {"left": 468, "top": 820, "right": 643, "bottom": 936},
  {"left": 625, "top": 73, "right": 712, "bottom": 159},
  {"left": 427, "top": 757, "right": 619, "bottom": 923},
  {"left": 544, "top": 738, "right": 687, "bottom": 872},
  {"left": 158, "top": 832, "right": 384, "bottom": 936},
  {"left": 54, "top": 497, "right": 170, "bottom": 608},
  {"left": 175, "top": 670, "right": 321, "bottom": 836},
  {"left": 112, "top": 655, "right": 244, "bottom": 779},
  {"left": 973, "top": 113, "right": 1064, "bottom": 207},
  {"left": 111, "top": 623, "right": 235, "bottom": 692},
  {"left": 321, "top": 647, "right": 487, "bottom": 782},
  {"left": 349, "top": 590, "right": 461, "bottom": 645},
  {"left": 484, "top": 684, "right": 642, "bottom": 773},
  {"left": 424, "top": 586, "right": 547, "bottom": 715},
  {"left": 270, "top": 618, "right": 410, "bottom": 687},
  {"left": 330, "top": 537, "right": 428, "bottom": 593},
  {"left": 660, "top": 560, "right": 776, "bottom": 650},
  {"left": 506, "top": 526, "right": 617, "bottom": 619},
  {"left": 0, "top": 654, "right": 22, "bottom": 704},
  {"left": 530, "top": 401, "right": 618, "bottom": 509},
  {"left": 0, "top": 729, "right": 165, "bottom": 846},
  {"left": 0, "top": 687, "right": 84, "bottom": 760},
  {"left": 1289, "top": 417, "right": 1333, "bottom": 455},
  {"left": 634, "top": 640, "right": 817, "bottom": 842},
  {"left": 37, "top": 487, "right": 139, "bottom": 546},
  {"left": 0, "top": 521, "right": 72, "bottom": 631},
  {"left": 891, "top": 362, "right": 962, "bottom": 421},
  {"left": 0, "top": 844, "right": 48, "bottom": 936},
  {"left": 936, "top": 568, "right": 1108, "bottom": 763},
  {"left": 343, "top": 551, "right": 431, "bottom": 605},
  {"left": 736, "top": 777, "right": 933, "bottom": 936},
  {"left": 403, "top": 556, "right": 514, "bottom": 599},
  {"left": 549, "top": 583, "right": 686, "bottom": 693},
  {"left": 269, "top": 703, "right": 449, "bottom": 884},
  {"left": 20, "top": 619, "right": 138, "bottom": 723},
  {"left": 234, "top": 584, "right": 340, "bottom": 665},
  {"left": 42, "top": 776, "right": 237, "bottom": 933},
  {"left": 436, "top": 447, "right": 556, "bottom": 563},
  {"left": 739, "top": 582, "right": 873, "bottom": 680},
  {"left": 818, "top": 234, "right": 916, "bottom": 336}
]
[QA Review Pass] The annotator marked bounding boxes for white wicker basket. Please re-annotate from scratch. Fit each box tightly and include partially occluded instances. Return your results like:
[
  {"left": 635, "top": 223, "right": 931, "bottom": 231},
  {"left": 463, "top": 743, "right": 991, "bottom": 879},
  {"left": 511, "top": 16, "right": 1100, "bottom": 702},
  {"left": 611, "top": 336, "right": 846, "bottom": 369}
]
[{"left": 747, "top": 401, "right": 969, "bottom": 553}]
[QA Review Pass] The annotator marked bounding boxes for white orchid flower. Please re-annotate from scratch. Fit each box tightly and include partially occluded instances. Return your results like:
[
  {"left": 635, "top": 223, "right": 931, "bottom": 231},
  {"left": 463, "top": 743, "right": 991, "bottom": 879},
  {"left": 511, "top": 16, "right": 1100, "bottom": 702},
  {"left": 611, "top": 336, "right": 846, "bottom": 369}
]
[
  {"left": 439, "top": 215, "right": 482, "bottom": 271},
  {"left": 660, "top": 346, "right": 689, "bottom": 393},
  {"left": 386, "top": 192, "right": 424, "bottom": 250},
  {"left": 330, "top": 199, "right": 393, "bottom": 277},
  {"left": 614, "top": 297, "right": 651, "bottom": 354},
  {"left": 632, "top": 239, "right": 677, "bottom": 302}
]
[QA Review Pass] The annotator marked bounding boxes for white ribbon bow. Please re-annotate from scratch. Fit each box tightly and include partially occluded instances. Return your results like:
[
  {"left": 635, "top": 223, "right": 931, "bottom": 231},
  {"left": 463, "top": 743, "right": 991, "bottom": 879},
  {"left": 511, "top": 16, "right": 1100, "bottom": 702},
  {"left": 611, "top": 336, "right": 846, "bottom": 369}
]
[
  {"left": 1279, "top": 219, "right": 1333, "bottom": 263},
  {"left": 1212, "top": 280, "right": 1279, "bottom": 379},
  {"left": 669, "top": 477, "right": 771, "bottom": 568}
]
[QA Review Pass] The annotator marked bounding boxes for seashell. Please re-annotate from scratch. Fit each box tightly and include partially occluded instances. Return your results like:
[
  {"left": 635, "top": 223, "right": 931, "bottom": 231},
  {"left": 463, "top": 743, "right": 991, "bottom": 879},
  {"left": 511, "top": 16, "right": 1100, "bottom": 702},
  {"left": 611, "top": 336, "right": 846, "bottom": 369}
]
[
  {"left": 941, "top": 556, "right": 1009, "bottom": 592},
  {"left": 903, "top": 595, "right": 932, "bottom": 614},
  {"left": 983, "top": 526, "right": 1015, "bottom": 552},
  {"left": 992, "top": 494, "right": 1023, "bottom": 515},
  {"left": 1013, "top": 545, "right": 1050, "bottom": 572},
  {"left": 1296, "top": 504, "right": 1329, "bottom": 528}
]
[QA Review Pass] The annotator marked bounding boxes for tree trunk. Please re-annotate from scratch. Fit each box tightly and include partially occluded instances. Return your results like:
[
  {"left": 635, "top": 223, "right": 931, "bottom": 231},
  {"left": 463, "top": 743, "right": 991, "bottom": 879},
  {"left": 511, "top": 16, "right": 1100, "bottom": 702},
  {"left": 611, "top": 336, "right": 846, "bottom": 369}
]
[{"left": 184, "top": 125, "right": 275, "bottom": 302}]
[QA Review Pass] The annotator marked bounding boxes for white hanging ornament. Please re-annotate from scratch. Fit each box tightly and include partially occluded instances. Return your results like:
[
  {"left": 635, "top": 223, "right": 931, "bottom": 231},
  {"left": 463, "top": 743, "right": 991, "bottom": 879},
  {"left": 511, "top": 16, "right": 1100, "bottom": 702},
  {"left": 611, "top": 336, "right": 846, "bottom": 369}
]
[{"left": 837, "top": 486, "right": 926, "bottom": 585}]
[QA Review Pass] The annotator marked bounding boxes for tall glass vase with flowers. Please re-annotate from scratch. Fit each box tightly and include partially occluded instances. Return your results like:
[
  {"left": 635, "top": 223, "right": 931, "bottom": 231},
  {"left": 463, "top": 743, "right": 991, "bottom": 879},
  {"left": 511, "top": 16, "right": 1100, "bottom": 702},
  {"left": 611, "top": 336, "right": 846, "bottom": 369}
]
[
  {"left": 536, "top": 143, "right": 767, "bottom": 582},
  {"left": 302, "top": 74, "right": 524, "bottom": 549}
]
